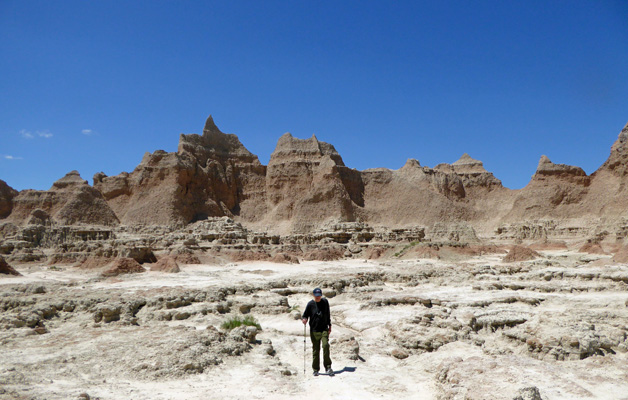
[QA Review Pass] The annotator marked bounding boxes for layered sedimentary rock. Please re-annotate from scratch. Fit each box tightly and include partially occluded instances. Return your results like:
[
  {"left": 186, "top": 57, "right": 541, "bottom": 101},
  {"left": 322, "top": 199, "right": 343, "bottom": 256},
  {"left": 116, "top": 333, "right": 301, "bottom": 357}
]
[
  {"left": 178, "top": 116, "right": 267, "bottom": 222},
  {"left": 264, "top": 133, "right": 360, "bottom": 232},
  {"left": 599, "top": 121, "right": 628, "bottom": 176},
  {"left": 579, "top": 121, "right": 628, "bottom": 218},
  {"left": 0, "top": 179, "right": 18, "bottom": 219},
  {"left": 504, "top": 156, "right": 591, "bottom": 222},
  {"left": 6, "top": 171, "right": 118, "bottom": 226},
  {"left": 94, "top": 116, "right": 266, "bottom": 225},
  {"left": 434, "top": 153, "right": 503, "bottom": 191},
  {"left": 1, "top": 116, "right": 628, "bottom": 243},
  {"left": 360, "top": 153, "right": 511, "bottom": 232}
]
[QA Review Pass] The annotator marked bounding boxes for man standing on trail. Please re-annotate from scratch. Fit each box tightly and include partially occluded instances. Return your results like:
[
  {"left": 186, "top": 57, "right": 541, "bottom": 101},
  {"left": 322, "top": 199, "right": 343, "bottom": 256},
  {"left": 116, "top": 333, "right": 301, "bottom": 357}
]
[{"left": 302, "top": 287, "right": 334, "bottom": 376}]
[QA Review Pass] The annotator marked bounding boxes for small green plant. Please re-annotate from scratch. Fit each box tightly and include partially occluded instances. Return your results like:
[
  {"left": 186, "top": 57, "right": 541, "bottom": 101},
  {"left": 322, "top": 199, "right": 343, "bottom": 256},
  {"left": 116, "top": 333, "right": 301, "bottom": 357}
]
[
  {"left": 289, "top": 304, "right": 300, "bottom": 312},
  {"left": 393, "top": 241, "right": 420, "bottom": 257},
  {"left": 221, "top": 315, "right": 262, "bottom": 330}
]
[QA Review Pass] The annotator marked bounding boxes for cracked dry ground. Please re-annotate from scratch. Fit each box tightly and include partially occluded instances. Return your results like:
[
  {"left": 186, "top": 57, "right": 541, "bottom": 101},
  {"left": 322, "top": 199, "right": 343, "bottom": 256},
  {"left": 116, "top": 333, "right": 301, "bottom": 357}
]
[{"left": 1, "top": 252, "right": 628, "bottom": 400}]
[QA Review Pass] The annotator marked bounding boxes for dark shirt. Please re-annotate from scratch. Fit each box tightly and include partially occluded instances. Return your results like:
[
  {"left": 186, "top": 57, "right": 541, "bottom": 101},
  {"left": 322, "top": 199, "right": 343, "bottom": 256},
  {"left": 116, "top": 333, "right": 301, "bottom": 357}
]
[{"left": 302, "top": 298, "right": 331, "bottom": 332}]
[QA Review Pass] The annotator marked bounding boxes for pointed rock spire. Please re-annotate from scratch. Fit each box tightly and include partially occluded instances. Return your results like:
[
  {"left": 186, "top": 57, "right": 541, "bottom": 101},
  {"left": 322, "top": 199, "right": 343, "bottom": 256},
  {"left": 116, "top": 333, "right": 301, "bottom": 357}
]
[
  {"left": 203, "top": 115, "right": 221, "bottom": 136},
  {"left": 453, "top": 153, "right": 480, "bottom": 166},
  {"left": 534, "top": 155, "right": 587, "bottom": 178},
  {"left": 451, "top": 153, "right": 487, "bottom": 173},
  {"left": 599, "top": 121, "right": 628, "bottom": 175},
  {"left": 404, "top": 158, "right": 421, "bottom": 168},
  {"left": 178, "top": 115, "right": 260, "bottom": 166},
  {"left": 51, "top": 171, "right": 88, "bottom": 190},
  {"left": 537, "top": 155, "right": 552, "bottom": 169}
]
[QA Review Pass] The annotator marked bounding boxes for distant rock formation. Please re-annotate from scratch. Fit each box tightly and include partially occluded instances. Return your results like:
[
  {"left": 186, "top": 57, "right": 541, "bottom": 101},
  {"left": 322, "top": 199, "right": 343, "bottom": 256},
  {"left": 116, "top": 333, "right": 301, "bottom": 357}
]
[
  {"left": 502, "top": 245, "right": 540, "bottom": 263},
  {"left": 0, "top": 179, "right": 18, "bottom": 219},
  {"left": 534, "top": 155, "right": 589, "bottom": 182},
  {"left": 435, "top": 153, "right": 503, "bottom": 190},
  {"left": 6, "top": 171, "right": 118, "bottom": 226},
  {"left": 151, "top": 256, "right": 181, "bottom": 273},
  {"left": 101, "top": 258, "right": 146, "bottom": 277},
  {"left": 504, "top": 156, "right": 590, "bottom": 222},
  {"left": 599, "top": 122, "right": 628, "bottom": 176},
  {"left": 94, "top": 116, "right": 266, "bottom": 225},
  {"left": 265, "top": 133, "right": 360, "bottom": 232},
  {"left": 1, "top": 115, "right": 628, "bottom": 238},
  {"left": 582, "top": 122, "right": 628, "bottom": 218}
]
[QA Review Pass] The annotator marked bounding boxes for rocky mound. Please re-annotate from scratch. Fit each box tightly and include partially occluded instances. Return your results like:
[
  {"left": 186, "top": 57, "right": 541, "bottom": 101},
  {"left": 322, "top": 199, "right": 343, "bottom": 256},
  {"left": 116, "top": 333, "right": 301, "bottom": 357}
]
[
  {"left": 612, "top": 244, "right": 628, "bottom": 263},
  {"left": 6, "top": 171, "right": 118, "bottom": 226},
  {"left": 0, "top": 255, "right": 20, "bottom": 276},
  {"left": 102, "top": 258, "right": 146, "bottom": 277},
  {"left": 502, "top": 245, "right": 541, "bottom": 263},
  {"left": 269, "top": 253, "right": 300, "bottom": 264},
  {"left": 578, "top": 242, "right": 606, "bottom": 255},
  {"left": 150, "top": 256, "right": 181, "bottom": 273}
]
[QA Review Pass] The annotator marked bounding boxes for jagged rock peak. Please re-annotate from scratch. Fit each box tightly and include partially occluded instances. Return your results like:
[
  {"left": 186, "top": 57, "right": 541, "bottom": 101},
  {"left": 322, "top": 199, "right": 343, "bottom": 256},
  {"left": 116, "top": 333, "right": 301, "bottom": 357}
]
[
  {"left": 270, "top": 132, "right": 345, "bottom": 166},
  {"left": 402, "top": 158, "right": 422, "bottom": 169},
  {"left": 178, "top": 115, "right": 260, "bottom": 165},
  {"left": 600, "top": 121, "right": 628, "bottom": 175},
  {"left": 453, "top": 153, "right": 481, "bottom": 166},
  {"left": 534, "top": 155, "right": 587, "bottom": 177},
  {"left": 621, "top": 121, "right": 628, "bottom": 141},
  {"left": 51, "top": 170, "right": 88, "bottom": 190},
  {"left": 399, "top": 158, "right": 423, "bottom": 175},
  {"left": 538, "top": 155, "right": 551, "bottom": 165},
  {"left": 451, "top": 153, "right": 487, "bottom": 173},
  {"left": 202, "top": 115, "right": 221, "bottom": 136}
]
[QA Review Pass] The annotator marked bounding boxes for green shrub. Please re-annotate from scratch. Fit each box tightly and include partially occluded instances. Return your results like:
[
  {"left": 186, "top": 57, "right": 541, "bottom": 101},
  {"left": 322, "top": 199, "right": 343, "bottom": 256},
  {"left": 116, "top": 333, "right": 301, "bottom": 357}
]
[
  {"left": 221, "top": 315, "right": 262, "bottom": 330},
  {"left": 393, "top": 241, "right": 420, "bottom": 257}
]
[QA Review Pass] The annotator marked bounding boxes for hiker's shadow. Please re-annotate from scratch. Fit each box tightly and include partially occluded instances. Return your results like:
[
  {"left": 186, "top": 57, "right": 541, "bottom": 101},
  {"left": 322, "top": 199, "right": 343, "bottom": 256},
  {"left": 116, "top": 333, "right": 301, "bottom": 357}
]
[{"left": 331, "top": 366, "right": 357, "bottom": 375}]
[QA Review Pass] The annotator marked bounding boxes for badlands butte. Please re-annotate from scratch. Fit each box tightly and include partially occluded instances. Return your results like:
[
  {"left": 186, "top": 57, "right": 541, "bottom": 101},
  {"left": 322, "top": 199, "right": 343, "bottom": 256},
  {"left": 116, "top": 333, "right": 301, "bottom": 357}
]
[{"left": 1, "top": 116, "right": 628, "bottom": 400}]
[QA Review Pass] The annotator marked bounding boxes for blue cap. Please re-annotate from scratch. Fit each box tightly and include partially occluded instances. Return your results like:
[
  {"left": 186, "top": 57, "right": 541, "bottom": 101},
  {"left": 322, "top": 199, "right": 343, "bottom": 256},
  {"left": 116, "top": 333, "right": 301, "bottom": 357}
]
[{"left": 313, "top": 288, "right": 323, "bottom": 296}]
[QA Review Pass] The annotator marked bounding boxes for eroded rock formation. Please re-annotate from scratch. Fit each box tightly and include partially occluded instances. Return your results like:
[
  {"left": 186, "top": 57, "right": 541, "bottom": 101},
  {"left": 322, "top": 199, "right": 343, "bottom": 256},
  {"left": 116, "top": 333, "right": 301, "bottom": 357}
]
[
  {"left": 93, "top": 116, "right": 266, "bottom": 225},
  {"left": 265, "top": 133, "right": 360, "bottom": 232},
  {"left": 6, "top": 171, "right": 118, "bottom": 226},
  {"left": 1, "top": 115, "right": 628, "bottom": 264},
  {"left": 0, "top": 179, "right": 18, "bottom": 219}
]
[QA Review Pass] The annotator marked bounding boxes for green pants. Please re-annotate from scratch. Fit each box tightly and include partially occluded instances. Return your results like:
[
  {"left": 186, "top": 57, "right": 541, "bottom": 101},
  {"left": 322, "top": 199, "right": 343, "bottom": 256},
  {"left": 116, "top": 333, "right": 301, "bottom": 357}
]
[{"left": 310, "top": 330, "right": 332, "bottom": 371}]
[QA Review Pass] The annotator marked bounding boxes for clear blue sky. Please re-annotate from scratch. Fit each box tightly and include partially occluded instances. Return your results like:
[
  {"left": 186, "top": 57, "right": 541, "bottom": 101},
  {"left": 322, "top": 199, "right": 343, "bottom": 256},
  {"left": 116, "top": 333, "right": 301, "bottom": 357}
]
[{"left": 1, "top": 1, "right": 627, "bottom": 191}]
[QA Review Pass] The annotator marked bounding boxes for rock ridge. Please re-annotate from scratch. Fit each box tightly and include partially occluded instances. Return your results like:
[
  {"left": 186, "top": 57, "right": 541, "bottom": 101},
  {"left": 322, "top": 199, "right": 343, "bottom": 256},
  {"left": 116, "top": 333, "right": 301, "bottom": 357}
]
[{"left": 1, "top": 116, "right": 627, "bottom": 237}]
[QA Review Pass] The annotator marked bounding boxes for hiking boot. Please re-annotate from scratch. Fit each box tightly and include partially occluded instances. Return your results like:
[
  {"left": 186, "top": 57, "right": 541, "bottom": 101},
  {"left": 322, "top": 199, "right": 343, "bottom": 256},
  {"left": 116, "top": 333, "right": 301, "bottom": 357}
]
[
  {"left": 313, "top": 370, "right": 319, "bottom": 376},
  {"left": 326, "top": 367, "right": 334, "bottom": 376}
]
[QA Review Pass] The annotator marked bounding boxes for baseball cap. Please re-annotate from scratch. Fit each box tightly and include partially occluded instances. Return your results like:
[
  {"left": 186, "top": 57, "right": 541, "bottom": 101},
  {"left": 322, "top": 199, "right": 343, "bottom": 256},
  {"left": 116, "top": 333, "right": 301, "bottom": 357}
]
[{"left": 313, "top": 288, "right": 323, "bottom": 296}]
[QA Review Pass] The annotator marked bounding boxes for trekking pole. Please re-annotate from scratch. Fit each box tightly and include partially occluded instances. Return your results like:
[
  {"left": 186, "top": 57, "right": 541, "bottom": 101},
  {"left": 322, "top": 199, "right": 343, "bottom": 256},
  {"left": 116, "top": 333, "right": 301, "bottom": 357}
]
[{"left": 303, "top": 323, "right": 306, "bottom": 375}]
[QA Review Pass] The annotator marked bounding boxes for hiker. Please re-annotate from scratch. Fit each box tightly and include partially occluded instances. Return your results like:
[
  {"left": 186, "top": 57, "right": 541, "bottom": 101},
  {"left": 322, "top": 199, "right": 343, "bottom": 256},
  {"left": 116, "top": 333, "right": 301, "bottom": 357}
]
[{"left": 302, "top": 287, "right": 334, "bottom": 376}]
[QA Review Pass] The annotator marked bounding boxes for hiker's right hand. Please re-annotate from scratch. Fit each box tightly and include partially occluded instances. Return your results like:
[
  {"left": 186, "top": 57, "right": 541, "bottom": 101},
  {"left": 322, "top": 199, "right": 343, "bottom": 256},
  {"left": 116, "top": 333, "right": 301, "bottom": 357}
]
[{"left": 302, "top": 318, "right": 307, "bottom": 325}]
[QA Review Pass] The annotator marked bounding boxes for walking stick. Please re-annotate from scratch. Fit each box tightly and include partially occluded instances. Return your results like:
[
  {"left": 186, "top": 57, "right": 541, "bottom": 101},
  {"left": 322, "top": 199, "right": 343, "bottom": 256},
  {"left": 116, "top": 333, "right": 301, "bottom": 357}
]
[{"left": 303, "top": 323, "right": 306, "bottom": 375}]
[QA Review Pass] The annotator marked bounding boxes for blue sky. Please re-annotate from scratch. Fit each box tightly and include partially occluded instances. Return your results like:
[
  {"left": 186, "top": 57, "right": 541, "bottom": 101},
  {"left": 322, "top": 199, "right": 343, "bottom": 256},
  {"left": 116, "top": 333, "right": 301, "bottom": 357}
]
[{"left": 1, "top": 0, "right": 627, "bottom": 191}]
